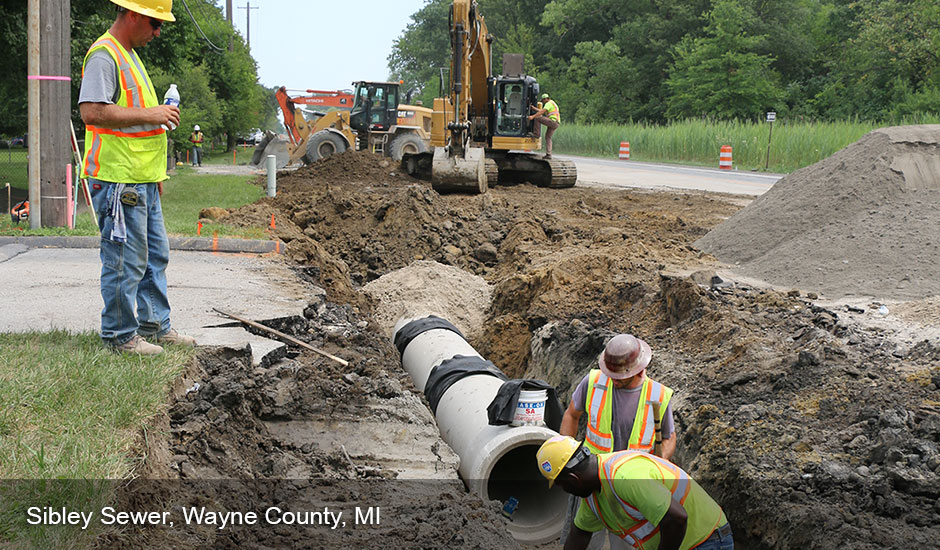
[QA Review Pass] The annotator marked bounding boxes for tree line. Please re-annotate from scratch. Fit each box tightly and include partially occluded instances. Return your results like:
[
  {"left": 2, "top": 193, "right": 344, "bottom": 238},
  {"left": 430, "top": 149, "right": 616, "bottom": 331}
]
[
  {"left": 388, "top": 0, "right": 940, "bottom": 125},
  {"left": 0, "top": 0, "right": 278, "bottom": 151}
]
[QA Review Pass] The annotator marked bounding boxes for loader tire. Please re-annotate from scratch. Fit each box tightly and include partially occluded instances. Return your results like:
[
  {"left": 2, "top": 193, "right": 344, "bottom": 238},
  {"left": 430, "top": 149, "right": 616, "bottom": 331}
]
[
  {"left": 388, "top": 133, "right": 428, "bottom": 162},
  {"left": 303, "top": 131, "right": 347, "bottom": 164}
]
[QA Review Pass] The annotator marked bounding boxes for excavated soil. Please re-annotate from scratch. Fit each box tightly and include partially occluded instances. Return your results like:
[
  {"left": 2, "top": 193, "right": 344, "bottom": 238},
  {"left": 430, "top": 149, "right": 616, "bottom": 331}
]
[{"left": 109, "top": 146, "right": 939, "bottom": 549}]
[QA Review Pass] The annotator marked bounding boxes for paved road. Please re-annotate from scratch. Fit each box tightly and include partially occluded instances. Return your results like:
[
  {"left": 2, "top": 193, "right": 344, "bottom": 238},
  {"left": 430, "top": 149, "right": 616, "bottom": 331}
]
[
  {"left": 0, "top": 244, "right": 316, "bottom": 365},
  {"left": 564, "top": 154, "right": 783, "bottom": 196}
]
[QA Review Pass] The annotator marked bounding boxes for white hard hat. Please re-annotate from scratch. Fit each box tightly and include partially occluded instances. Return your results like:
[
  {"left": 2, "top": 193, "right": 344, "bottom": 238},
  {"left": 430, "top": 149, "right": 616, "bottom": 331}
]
[
  {"left": 598, "top": 334, "right": 651, "bottom": 379},
  {"left": 194, "top": 124, "right": 200, "bottom": 131}
]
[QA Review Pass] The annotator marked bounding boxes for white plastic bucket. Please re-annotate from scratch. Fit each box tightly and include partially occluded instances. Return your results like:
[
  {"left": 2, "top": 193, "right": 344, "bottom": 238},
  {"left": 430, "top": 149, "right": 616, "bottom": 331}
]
[{"left": 512, "top": 389, "right": 548, "bottom": 426}]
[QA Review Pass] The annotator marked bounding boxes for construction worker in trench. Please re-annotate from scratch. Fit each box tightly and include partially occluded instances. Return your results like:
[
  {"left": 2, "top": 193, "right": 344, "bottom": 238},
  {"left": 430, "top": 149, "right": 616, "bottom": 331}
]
[
  {"left": 78, "top": 0, "right": 196, "bottom": 355},
  {"left": 529, "top": 92, "right": 560, "bottom": 159},
  {"left": 537, "top": 435, "right": 734, "bottom": 550},
  {"left": 559, "top": 333, "right": 676, "bottom": 548}
]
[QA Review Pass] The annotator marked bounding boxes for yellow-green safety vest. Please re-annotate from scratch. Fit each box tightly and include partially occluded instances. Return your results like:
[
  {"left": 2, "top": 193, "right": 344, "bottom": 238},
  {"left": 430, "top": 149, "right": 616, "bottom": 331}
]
[
  {"left": 82, "top": 31, "right": 167, "bottom": 184},
  {"left": 582, "top": 451, "right": 727, "bottom": 550},
  {"left": 191, "top": 131, "right": 204, "bottom": 148},
  {"left": 584, "top": 369, "right": 673, "bottom": 454},
  {"left": 543, "top": 99, "right": 560, "bottom": 123}
]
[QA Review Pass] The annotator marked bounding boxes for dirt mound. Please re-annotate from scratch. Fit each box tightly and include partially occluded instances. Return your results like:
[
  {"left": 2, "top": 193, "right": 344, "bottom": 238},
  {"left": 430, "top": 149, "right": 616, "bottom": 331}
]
[
  {"left": 362, "top": 260, "right": 492, "bottom": 339},
  {"left": 695, "top": 125, "right": 940, "bottom": 301}
]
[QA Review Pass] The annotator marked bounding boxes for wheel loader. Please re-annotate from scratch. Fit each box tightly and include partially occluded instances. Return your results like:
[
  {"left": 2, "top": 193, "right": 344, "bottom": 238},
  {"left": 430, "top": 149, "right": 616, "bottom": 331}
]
[
  {"left": 276, "top": 81, "right": 433, "bottom": 165},
  {"left": 400, "top": 0, "right": 577, "bottom": 193}
]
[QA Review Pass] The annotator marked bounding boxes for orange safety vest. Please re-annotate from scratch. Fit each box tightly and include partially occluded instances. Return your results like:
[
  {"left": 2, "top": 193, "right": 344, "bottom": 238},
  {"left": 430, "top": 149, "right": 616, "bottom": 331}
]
[
  {"left": 81, "top": 31, "right": 167, "bottom": 184},
  {"left": 584, "top": 370, "right": 673, "bottom": 454}
]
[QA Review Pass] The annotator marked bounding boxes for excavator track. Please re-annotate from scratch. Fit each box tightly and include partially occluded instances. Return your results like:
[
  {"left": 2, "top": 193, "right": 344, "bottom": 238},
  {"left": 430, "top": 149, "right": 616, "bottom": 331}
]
[
  {"left": 543, "top": 157, "right": 578, "bottom": 188},
  {"left": 493, "top": 153, "right": 578, "bottom": 189},
  {"left": 485, "top": 158, "right": 499, "bottom": 187}
]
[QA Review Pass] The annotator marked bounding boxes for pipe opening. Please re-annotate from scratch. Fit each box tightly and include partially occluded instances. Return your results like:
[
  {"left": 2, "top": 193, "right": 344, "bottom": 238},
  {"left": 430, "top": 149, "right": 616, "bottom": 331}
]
[{"left": 485, "top": 443, "right": 567, "bottom": 542}]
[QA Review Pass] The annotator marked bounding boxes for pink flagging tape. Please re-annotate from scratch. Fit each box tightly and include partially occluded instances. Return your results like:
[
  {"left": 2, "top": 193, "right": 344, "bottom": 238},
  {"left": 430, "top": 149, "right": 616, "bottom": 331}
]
[{"left": 28, "top": 75, "right": 71, "bottom": 81}]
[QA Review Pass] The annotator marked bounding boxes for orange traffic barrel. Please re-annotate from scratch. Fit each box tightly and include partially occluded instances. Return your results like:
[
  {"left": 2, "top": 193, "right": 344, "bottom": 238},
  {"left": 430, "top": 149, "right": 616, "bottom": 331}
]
[
  {"left": 719, "top": 145, "right": 732, "bottom": 170},
  {"left": 619, "top": 141, "right": 630, "bottom": 160}
]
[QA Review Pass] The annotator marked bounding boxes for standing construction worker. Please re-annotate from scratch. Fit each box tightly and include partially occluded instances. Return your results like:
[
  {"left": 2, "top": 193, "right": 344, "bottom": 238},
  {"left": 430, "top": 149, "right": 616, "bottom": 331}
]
[
  {"left": 529, "top": 92, "right": 560, "bottom": 159},
  {"left": 537, "top": 436, "right": 733, "bottom": 550},
  {"left": 78, "top": 0, "right": 196, "bottom": 355},
  {"left": 559, "top": 333, "right": 676, "bottom": 548},
  {"left": 190, "top": 124, "right": 204, "bottom": 166}
]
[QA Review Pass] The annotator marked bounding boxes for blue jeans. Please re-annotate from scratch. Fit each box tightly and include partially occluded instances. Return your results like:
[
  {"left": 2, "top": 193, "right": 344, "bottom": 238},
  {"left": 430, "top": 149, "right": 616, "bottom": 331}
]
[
  {"left": 695, "top": 524, "right": 734, "bottom": 550},
  {"left": 89, "top": 179, "right": 172, "bottom": 346},
  {"left": 191, "top": 146, "right": 201, "bottom": 165}
]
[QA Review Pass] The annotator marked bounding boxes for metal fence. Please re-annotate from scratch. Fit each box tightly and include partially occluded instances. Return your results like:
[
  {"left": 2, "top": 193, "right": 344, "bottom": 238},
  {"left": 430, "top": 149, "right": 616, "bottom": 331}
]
[{"left": 0, "top": 141, "right": 28, "bottom": 213}]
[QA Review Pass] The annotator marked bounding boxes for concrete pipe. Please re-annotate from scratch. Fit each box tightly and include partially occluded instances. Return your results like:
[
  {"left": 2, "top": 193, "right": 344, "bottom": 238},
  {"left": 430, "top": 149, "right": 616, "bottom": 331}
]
[{"left": 393, "top": 316, "right": 566, "bottom": 545}]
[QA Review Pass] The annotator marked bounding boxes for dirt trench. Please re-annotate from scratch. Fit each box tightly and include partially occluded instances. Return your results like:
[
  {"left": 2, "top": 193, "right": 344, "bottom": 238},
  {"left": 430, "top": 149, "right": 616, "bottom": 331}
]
[{"left": 108, "top": 151, "right": 939, "bottom": 549}]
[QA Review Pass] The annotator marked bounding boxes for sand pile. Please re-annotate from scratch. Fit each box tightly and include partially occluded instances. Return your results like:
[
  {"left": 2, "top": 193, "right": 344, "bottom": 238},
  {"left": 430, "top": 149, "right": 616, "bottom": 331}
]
[{"left": 696, "top": 125, "right": 940, "bottom": 301}]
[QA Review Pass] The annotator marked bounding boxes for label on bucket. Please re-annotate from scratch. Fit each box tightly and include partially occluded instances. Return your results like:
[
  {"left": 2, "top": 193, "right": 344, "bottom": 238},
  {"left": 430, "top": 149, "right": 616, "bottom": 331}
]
[{"left": 512, "top": 390, "right": 548, "bottom": 426}]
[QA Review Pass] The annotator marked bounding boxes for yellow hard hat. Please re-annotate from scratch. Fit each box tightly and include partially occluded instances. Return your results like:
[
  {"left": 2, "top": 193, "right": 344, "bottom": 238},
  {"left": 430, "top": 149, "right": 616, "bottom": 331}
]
[
  {"left": 536, "top": 435, "right": 582, "bottom": 488},
  {"left": 111, "top": 0, "right": 176, "bottom": 22}
]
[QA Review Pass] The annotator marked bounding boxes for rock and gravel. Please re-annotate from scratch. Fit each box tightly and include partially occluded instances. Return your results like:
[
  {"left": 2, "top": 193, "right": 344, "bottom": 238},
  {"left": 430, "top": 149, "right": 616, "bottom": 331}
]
[{"left": 109, "top": 141, "right": 939, "bottom": 549}]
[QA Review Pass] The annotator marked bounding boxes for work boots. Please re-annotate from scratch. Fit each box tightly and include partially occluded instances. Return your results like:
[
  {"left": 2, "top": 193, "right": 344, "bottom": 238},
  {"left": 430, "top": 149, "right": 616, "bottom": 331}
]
[
  {"left": 154, "top": 328, "right": 197, "bottom": 347},
  {"left": 114, "top": 335, "right": 163, "bottom": 355}
]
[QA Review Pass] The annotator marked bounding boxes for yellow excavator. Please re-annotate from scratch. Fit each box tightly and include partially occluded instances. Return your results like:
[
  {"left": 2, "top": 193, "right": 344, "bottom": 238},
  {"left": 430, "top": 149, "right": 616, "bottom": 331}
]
[
  {"left": 277, "top": 81, "right": 433, "bottom": 165},
  {"left": 401, "top": 0, "right": 576, "bottom": 193}
]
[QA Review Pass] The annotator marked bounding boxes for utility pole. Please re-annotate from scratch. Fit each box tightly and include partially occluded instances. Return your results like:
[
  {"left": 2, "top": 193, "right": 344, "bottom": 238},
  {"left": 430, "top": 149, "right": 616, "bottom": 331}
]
[
  {"left": 226, "top": 0, "right": 234, "bottom": 51},
  {"left": 27, "top": 0, "right": 40, "bottom": 229},
  {"left": 39, "top": 0, "right": 71, "bottom": 227},
  {"left": 237, "top": 2, "right": 259, "bottom": 49}
]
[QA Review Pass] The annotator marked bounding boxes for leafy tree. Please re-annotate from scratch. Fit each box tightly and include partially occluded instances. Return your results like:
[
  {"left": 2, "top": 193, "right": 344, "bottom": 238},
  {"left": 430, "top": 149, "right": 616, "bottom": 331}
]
[
  {"left": 388, "top": 0, "right": 452, "bottom": 98},
  {"left": 665, "top": 0, "right": 783, "bottom": 120},
  {"left": 815, "top": 0, "right": 940, "bottom": 120}
]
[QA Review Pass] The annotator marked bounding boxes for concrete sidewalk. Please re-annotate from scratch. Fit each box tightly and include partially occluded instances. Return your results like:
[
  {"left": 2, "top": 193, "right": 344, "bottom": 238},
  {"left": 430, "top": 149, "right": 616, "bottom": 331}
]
[{"left": 0, "top": 242, "right": 320, "bottom": 365}]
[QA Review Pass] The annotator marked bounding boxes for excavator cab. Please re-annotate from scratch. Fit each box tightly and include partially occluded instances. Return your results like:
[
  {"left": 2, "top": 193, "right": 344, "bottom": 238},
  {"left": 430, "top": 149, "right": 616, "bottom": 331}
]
[
  {"left": 349, "top": 81, "right": 400, "bottom": 133},
  {"left": 493, "top": 76, "right": 538, "bottom": 138}
]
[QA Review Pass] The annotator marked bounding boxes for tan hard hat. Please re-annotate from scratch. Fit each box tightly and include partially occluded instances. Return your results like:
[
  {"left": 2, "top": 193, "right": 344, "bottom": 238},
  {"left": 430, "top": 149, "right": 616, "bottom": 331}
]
[
  {"left": 111, "top": 0, "right": 176, "bottom": 22},
  {"left": 598, "top": 334, "right": 651, "bottom": 380}
]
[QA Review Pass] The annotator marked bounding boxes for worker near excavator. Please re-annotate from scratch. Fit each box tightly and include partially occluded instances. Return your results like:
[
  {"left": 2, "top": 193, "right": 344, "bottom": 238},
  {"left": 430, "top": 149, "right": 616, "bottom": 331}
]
[
  {"left": 79, "top": 0, "right": 196, "bottom": 355},
  {"left": 559, "top": 333, "right": 676, "bottom": 548},
  {"left": 529, "top": 92, "right": 560, "bottom": 159},
  {"left": 537, "top": 435, "right": 733, "bottom": 550},
  {"left": 189, "top": 124, "right": 204, "bottom": 166}
]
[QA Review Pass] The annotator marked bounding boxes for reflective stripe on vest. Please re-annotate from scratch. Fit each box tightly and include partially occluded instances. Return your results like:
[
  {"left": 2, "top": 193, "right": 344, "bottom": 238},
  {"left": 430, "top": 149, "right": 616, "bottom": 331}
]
[
  {"left": 585, "top": 370, "right": 613, "bottom": 453},
  {"left": 543, "top": 99, "right": 560, "bottom": 123},
  {"left": 584, "top": 370, "right": 673, "bottom": 455},
  {"left": 81, "top": 31, "right": 167, "bottom": 183},
  {"left": 585, "top": 452, "right": 693, "bottom": 548}
]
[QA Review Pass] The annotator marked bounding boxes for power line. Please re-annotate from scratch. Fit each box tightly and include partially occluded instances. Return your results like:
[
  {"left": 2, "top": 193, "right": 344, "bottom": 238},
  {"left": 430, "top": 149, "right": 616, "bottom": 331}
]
[{"left": 179, "top": 0, "right": 225, "bottom": 52}]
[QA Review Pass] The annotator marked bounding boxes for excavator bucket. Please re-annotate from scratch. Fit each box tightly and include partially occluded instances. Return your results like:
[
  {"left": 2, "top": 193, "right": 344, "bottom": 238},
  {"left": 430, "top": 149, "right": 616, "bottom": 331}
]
[{"left": 431, "top": 147, "right": 487, "bottom": 194}]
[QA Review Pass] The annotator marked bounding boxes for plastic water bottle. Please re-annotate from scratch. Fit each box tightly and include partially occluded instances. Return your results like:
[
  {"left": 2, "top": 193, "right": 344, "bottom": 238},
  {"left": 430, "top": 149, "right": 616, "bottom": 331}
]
[{"left": 161, "top": 84, "right": 180, "bottom": 131}]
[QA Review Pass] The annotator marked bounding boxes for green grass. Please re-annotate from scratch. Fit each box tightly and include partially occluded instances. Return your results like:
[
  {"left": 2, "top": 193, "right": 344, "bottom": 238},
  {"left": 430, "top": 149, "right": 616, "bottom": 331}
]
[
  {"left": 161, "top": 166, "right": 266, "bottom": 238},
  {"left": 0, "top": 167, "right": 266, "bottom": 238},
  {"left": 0, "top": 330, "right": 195, "bottom": 548},
  {"left": 174, "top": 144, "right": 258, "bottom": 166},
  {"left": 554, "top": 116, "right": 940, "bottom": 173},
  {"left": 0, "top": 148, "right": 28, "bottom": 190}
]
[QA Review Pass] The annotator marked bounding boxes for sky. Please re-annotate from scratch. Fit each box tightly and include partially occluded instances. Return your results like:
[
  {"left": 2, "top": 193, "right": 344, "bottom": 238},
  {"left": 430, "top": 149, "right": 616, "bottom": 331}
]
[{"left": 224, "top": 0, "right": 430, "bottom": 93}]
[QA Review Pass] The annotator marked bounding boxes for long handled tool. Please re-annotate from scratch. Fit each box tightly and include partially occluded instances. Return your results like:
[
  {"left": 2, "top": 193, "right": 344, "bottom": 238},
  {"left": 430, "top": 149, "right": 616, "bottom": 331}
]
[
  {"left": 69, "top": 119, "right": 98, "bottom": 228},
  {"left": 652, "top": 401, "right": 663, "bottom": 458},
  {"left": 213, "top": 308, "right": 349, "bottom": 367}
]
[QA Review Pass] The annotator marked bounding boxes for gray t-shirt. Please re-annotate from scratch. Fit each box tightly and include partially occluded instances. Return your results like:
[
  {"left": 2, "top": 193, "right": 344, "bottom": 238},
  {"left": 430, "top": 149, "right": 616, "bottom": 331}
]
[
  {"left": 79, "top": 47, "right": 154, "bottom": 106},
  {"left": 571, "top": 373, "right": 675, "bottom": 451}
]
